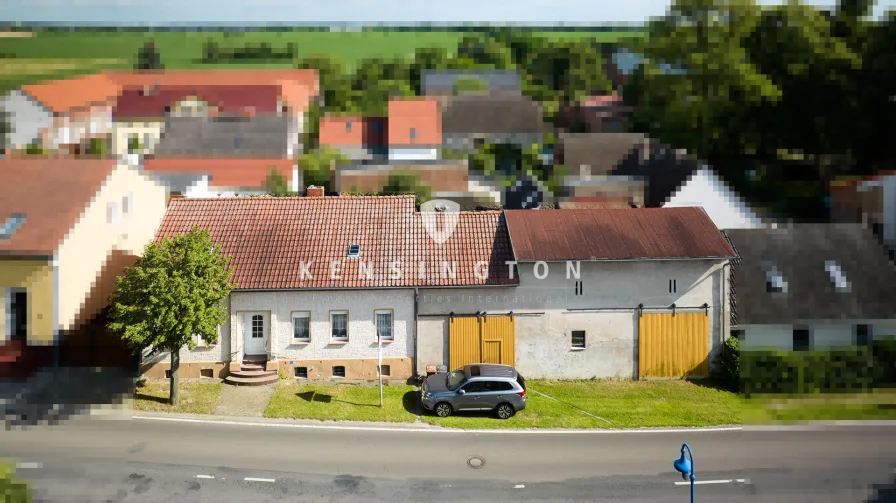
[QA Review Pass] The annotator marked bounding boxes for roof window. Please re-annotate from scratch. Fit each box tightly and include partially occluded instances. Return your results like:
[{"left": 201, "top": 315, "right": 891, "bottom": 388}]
[
  {"left": 347, "top": 244, "right": 360, "bottom": 258},
  {"left": 0, "top": 213, "right": 26, "bottom": 239},
  {"left": 825, "top": 260, "right": 851, "bottom": 292},
  {"left": 762, "top": 263, "right": 787, "bottom": 293}
]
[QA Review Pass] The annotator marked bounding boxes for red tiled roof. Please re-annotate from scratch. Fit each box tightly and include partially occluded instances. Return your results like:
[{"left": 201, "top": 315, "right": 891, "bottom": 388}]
[
  {"left": 113, "top": 85, "right": 282, "bottom": 119},
  {"left": 388, "top": 97, "right": 442, "bottom": 146},
  {"left": 21, "top": 73, "right": 122, "bottom": 114},
  {"left": 505, "top": 207, "right": 736, "bottom": 261},
  {"left": 143, "top": 158, "right": 294, "bottom": 188},
  {"left": 155, "top": 197, "right": 517, "bottom": 289},
  {"left": 104, "top": 69, "right": 318, "bottom": 113},
  {"left": 319, "top": 116, "right": 387, "bottom": 148},
  {"left": 0, "top": 157, "right": 118, "bottom": 256}
]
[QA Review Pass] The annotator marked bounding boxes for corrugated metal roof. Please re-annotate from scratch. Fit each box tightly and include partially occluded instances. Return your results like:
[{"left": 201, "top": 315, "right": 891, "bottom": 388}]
[
  {"left": 505, "top": 207, "right": 737, "bottom": 261},
  {"left": 155, "top": 196, "right": 517, "bottom": 289}
]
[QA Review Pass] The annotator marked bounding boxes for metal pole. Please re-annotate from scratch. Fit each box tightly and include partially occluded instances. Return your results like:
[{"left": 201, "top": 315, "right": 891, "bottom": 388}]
[
  {"left": 683, "top": 443, "right": 695, "bottom": 503},
  {"left": 378, "top": 334, "right": 383, "bottom": 408}
]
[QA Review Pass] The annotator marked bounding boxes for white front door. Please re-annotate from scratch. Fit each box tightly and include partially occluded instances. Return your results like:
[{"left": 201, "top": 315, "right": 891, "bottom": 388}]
[{"left": 243, "top": 312, "right": 267, "bottom": 356}]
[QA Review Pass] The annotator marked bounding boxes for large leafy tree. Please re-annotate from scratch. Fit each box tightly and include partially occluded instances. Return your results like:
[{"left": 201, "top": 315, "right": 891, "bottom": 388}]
[
  {"left": 297, "top": 54, "right": 352, "bottom": 112},
  {"left": 624, "top": 0, "right": 781, "bottom": 162},
  {"left": 108, "top": 228, "right": 233, "bottom": 405},
  {"left": 135, "top": 40, "right": 163, "bottom": 70}
]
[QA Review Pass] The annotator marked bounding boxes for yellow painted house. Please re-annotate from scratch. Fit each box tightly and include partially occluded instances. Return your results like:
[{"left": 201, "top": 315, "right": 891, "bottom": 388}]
[{"left": 0, "top": 156, "right": 168, "bottom": 375}]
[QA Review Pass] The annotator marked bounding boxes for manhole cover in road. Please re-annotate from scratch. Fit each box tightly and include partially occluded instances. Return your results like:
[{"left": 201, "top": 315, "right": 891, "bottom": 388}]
[{"left": 467, "top": 456, "right": 485, "bottom": 469}]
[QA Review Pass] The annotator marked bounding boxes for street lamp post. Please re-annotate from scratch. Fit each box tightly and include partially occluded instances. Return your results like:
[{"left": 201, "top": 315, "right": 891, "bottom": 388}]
[{"left": 673, "top": 443, "right": 696, "bottom": 503}]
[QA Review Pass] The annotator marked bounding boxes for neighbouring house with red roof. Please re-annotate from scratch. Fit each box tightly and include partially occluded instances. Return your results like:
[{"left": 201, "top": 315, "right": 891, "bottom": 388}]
[
  {"left": 1, "top": 73, "right": 122, "bottom": 153},
  {"left": 318, "top": 115, "right": 387, "bottom": 161},
  {"left": 2, "top": 69, "right": 318, "bottom": 157},
  {"left": 111, "top": 84, "right": 288, "bottom": 157},
  {"left": 145, "top": 192, "right": 737, "bottom": 384},
  {"left": 387, "top": 97, "right": 442, "bottom": 161},
  {"left": 0, "top": 157, "right": 169, "bottom": 378}
]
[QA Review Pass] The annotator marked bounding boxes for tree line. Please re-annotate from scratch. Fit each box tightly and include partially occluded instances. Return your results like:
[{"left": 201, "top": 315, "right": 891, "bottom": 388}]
[
  {"left": 201, "top": 40, "right": 298, "bottom": 63},
  {"left": 623, "top": 0, "right": 896, "bottom": 220}
]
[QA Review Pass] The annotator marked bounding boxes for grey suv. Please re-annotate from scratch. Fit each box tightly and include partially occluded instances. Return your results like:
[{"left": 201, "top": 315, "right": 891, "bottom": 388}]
[{"left": 421, "top": 363, "right": 527, "bottom": 419}]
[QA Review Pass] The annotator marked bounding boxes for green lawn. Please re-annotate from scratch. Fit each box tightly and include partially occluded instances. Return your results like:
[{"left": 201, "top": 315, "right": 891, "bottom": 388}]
[
  {"left": 743, "top": 390, "right": 896, "bottom": 423},
  {"left": 0, "top": 29, "right": 644, "bottom": 92},
  {"left": 264, "top": 382, "right": 418, "bottom": 423},
  {"left": 261, "top": 379, "right": 742, "bottom": 429},
  {"left": 133, "top": 380, "right": 223, "bottom": 414},
  {"left": 423, "top": 379, "right": 745, "bottom": 429}
]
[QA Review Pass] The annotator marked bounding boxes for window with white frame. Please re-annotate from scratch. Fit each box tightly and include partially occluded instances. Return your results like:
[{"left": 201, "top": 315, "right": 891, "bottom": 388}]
[
  {"left": 292, "top": 312, "right": 310, "bottom": 342},
  {"left": 106, "top": 201, "right": 118, "bottom": 225},
  {"left": 330, "top": 311, "right": 348, "bottom": 341},
  {"left": 375, "top": 309, "right": 393, "bottom": 341},
  {"left": 122, "top": 192, "right": 133, "bottom": 216}
]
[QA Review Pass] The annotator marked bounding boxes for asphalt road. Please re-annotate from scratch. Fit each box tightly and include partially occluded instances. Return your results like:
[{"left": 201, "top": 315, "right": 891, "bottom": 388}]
[{"left": 2, "top": 417, "right": 896, "bottom": 502}]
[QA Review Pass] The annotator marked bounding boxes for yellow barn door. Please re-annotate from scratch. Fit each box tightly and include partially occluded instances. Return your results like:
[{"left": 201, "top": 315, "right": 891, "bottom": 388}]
[
  {"left": 449, "top": 315, "right": 515, "bottom": 370},
  {"left": 638, "top": 312, "right": 709, "bottom": 378}
]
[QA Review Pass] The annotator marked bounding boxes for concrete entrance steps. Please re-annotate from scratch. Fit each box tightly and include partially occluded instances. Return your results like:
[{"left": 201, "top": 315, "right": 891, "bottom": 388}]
[{"left": 223, "top": 359, "right": 279, "bottom": 386}]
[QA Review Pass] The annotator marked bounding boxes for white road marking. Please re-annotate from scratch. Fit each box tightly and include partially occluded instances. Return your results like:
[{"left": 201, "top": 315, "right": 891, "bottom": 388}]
[
  {"left": 15, "top": 463, "right": 41, "bottom": 469},
  {"left": 675, "top": 479, "right": 749, "bottom": 486},
  {"left": 244, "top": 477, "right": 275, "bottom": 483},
  {"left": 195, "top": 475, "right": 214, "bottom": 479},
  {"left": 514, "top": 484, "right": 525, "bottom": 489},
  {"left": 133, "top": 415, "right": 741, "bottom": 434}
]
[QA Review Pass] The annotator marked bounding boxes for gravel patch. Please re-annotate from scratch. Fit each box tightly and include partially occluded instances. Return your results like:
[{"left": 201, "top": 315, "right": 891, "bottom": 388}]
[{"left": 214, "top": 384, "right": 277, "bottom": 417}]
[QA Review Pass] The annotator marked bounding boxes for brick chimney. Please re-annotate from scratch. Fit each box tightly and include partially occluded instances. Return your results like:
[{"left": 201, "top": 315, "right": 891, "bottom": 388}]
[{"left": 306, "top": 185, "right": 325, "bottom": 198}]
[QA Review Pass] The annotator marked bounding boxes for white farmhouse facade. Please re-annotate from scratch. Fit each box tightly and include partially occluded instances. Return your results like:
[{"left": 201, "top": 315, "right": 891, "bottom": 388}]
[
  {"left": 143, "top": 196, "right": 737, "bottom": 383},
  {"left": 417, "top": 258, "right": 729, "bottom": 380}
]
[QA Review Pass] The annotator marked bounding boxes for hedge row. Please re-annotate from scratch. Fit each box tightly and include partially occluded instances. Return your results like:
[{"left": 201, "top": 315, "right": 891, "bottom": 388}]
[{"left": 740, "top": 339, "right": 896, "bottom": 397}]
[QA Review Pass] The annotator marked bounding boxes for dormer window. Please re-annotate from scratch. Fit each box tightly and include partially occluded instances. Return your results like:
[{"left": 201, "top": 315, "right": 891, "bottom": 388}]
[
  {"left": 825, "top": 260, "right": 851, "bottom": 292},
  {"left": 763, "top": 263, "right": 786, "bottom": 293},
  {"left": 0, "top": 213, "right": 26, "bottom": 239},
  {"left": 347, "top": 244, "right": 360, "bottom": 258}
]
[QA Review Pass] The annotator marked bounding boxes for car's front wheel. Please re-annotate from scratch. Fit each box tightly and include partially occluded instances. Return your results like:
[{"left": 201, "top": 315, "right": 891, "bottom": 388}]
[
  {"left": 434, "top": 402, "right": 453, "bottom": 418},
  {"left": 495, "top": 403, "right": 514, "bottom": 419}
]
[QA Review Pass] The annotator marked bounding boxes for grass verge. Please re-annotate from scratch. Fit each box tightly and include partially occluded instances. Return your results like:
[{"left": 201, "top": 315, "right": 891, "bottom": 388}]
[
  {"left": 743, "top": 390, "right": 896, "bottom": 423},
  {"left": 133, "top": 379, "right": 223, "bottom": 414},
  {"left": 421, "top": 379, "right": 744, "bottom": 429},
  {"left": 264, "top": 383, "right": 417, "bottom": 423}
]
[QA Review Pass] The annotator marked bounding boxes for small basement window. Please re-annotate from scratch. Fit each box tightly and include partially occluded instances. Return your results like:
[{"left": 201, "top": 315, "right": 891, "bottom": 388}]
[
  {"left": 731, "top": 329, "right": 745, "bottom": 341},
  {"left": 379, "top": 364, "right": 391, "bottom": 376},
  {"left": 856, "top": 324, "right": 871, "bottom": 347},
  {"left": 200, "top": 368, "right": 214, "bottom": 379},
  {"left": 164, "top": 369, "right": 172, "bottom": 379},
  {"left": 793, "top": 328, "right": 810, "bottom": 351},
  {"left": 348, "top": 244, "right": 360, "bottom": 258},
  {"left": 294, "top": 367, "right": 308, "bottom": 378},
  {"left": 332, "top": 366, "right": 346, "bottom": 378},
  {"left": 571, "top": 330, "right": 586, "bottom": 349}
]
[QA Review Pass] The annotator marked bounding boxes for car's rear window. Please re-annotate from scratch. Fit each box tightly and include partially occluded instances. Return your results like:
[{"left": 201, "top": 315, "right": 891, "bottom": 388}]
[{"left": 516, "top": 374, "right": 526, "bottom": 390}]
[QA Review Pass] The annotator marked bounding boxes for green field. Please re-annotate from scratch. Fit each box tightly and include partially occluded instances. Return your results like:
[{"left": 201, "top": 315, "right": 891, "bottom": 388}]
[{"left": 0, "top": 29, "right": 643, "bottom": 91}]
